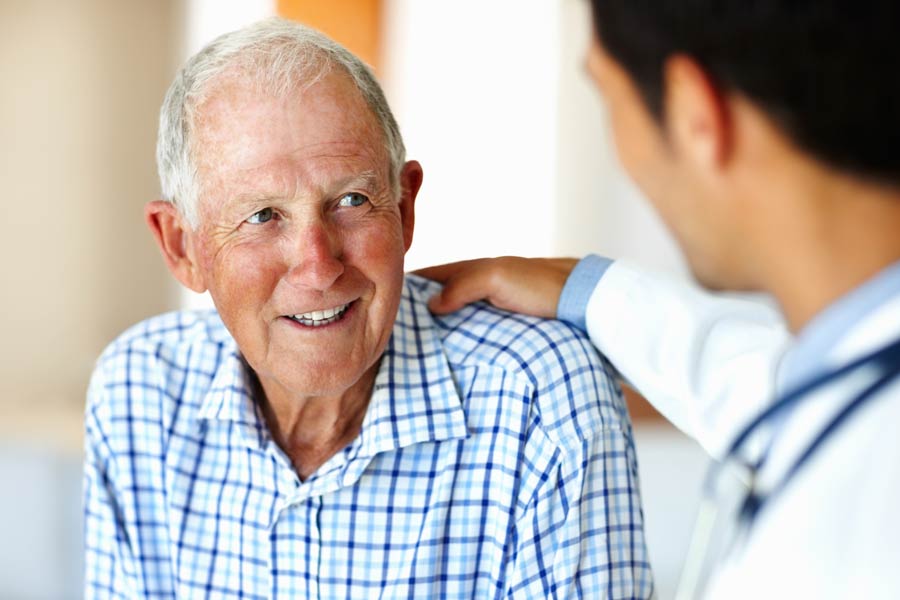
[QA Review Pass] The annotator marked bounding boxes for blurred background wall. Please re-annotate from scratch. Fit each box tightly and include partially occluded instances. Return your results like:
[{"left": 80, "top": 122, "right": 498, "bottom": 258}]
[
  {"left": 0, "top": 1, "right": 704, "bottom": 598},
  {"left": 384, "top": 0, "right": 687, "bottom": 273},
  {"left": 0, "top": 0, "right": 177, "bottom": 430},
  {"left": 1, "top": 1, "right": 179, "bottom": 596}
]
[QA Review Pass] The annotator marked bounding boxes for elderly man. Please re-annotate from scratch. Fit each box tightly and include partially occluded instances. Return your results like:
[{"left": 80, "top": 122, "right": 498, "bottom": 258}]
[{"left": 83, "top": 18, "right": 652, "bottom": 598}]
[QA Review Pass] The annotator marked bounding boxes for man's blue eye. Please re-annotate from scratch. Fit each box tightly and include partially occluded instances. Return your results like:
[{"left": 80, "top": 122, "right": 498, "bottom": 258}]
[
  {"left": 247, "top": 208, "right": 274, "bottom": 224},
  {"left": 338, "top": 193, "right": 369, "bottom": 208}
]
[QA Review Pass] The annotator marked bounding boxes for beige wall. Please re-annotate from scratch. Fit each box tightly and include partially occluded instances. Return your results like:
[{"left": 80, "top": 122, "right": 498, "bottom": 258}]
[{"left": 0, "top": 0, "right": 179, "bottom": 424}]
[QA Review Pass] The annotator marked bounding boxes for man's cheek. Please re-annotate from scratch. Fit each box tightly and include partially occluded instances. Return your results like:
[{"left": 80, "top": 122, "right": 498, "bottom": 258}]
[{"left": 355, "top": 223, "right": 406, "bottom": 256}]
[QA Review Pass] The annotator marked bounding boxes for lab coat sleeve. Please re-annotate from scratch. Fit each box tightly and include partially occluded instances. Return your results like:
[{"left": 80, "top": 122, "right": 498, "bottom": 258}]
[{"left": 584, "top": 261, "right": 791, "bottom": 459}]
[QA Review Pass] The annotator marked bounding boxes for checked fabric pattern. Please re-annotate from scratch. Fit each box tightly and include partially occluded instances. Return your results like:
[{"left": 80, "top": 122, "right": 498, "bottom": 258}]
[{"left": 84, "top": 275, "right": 653, "bottom": 598}]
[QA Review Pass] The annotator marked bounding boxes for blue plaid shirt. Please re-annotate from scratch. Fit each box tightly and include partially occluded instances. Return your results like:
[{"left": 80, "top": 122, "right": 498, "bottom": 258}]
[{"left": 84, "top": 275, "right": 653, "bottom": 599}]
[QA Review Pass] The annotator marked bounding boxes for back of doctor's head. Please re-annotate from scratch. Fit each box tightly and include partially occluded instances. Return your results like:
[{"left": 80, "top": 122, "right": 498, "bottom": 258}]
[{"left": 589, "top": 0, "right": 900, "bottom": 187}]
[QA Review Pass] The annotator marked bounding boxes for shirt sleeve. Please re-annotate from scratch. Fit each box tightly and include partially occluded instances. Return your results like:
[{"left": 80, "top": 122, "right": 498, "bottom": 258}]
[
  {"left": 584, "top": 260, "right": 791, "bottom": 458},
  {"left": 557, "top": 255, "right": 614, "bottom": 331},
  {"left": 83, "top": 367, "right": 139, "bottom": 599},
  {"left": 505, "top": 426, "right": 654, "bottom": 599}
]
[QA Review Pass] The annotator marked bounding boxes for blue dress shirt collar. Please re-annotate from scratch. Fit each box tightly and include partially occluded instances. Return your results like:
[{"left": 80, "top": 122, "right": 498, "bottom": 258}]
[{"left": 780, "top": 259, "right": 900, "bottom": 393}]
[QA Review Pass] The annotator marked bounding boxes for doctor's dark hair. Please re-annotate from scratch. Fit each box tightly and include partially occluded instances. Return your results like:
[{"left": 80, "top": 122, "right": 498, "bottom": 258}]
[{"left": 588, "top": 1, "right": 900, "bottom": 187}]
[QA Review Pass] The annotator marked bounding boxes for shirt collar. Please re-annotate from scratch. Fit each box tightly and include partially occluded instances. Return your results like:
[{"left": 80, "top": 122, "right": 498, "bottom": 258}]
[
  {"left": 356, "top": 278, "right": 470, "bottom": 459},
  {"left": 780, "top": 259, "right": 900, "bottom": 392},
  {"left": 197, "top": 338, "right": 270, "bottom": 449},
  {"left": 196, "top": 278, "right": 469, "bottom": 458}
]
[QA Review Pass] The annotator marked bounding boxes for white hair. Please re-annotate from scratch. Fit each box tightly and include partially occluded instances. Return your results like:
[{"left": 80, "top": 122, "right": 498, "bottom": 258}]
[{"left": 156, "top": 17, "right": 406, "bottom": 227}]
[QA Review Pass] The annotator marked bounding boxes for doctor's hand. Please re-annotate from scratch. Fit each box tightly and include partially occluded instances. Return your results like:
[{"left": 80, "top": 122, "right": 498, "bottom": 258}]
[{"left": 415, "top": 257, "right": 578, "bottom": 318}]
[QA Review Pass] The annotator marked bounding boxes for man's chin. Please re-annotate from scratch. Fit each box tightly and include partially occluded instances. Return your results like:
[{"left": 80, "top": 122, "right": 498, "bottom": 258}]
[
  {"left": 690, "top": 269, "right": 730, "bottom": 292},
  {"left": 689, "top": 260, "right": 758, "bottom": 294}
]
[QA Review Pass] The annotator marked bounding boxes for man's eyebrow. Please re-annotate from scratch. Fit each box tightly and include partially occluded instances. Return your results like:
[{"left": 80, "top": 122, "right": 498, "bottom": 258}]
[
  {"left": 225, "top": 192, "right": 280, "bottom": 207},
  {"left": 222, "top": 170, "right": 384, "bottom": 207},
  {"left": 332, "top": 170, "right": 380, "bottom": 191}
]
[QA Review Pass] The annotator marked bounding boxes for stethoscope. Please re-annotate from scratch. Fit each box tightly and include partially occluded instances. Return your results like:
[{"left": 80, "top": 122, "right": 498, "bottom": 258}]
[{"left": 675, "top": 333, "right": 900, "bottom": 599}]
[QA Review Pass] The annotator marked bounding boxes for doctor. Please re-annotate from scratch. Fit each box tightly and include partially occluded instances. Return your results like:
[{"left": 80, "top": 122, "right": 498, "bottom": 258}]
[{"left": 420, "top": 0, "right": 900, "bottom": 597}]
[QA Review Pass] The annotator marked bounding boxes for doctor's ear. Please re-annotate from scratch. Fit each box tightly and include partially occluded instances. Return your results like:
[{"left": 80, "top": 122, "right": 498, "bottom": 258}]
[
  {"left": 398, "top": 160, "right": 423, "bottom": 252},
  {"left": 662, "top": 54, "right": 732, "bottom": 170},
  {"left": 144, "top": 201, "right": 208, "bottom": 293}
]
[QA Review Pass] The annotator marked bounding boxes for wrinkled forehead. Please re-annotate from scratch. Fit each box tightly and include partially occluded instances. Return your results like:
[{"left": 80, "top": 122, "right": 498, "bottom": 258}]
[{"left": 189, "top": 70, "right": 390, "bottom": 196}]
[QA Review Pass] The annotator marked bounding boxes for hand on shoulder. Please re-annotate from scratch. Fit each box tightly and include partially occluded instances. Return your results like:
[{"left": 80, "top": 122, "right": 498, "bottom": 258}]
[{"left": 414, "top": 256, "right": 577, "bottom": 319}]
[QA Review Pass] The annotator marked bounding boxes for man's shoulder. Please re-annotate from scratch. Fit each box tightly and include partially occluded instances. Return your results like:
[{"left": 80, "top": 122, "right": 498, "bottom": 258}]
[
  {"left": 405, "top": 274, "right": 610, "bottom": 383},
  {"left": 87, "top": 310, "right": 233, "bottom": 437},
  {"left": 99, "top": 309, "right": 231, "bottom": 360},
  {"left": 405, "top": 275, "right": 628, "bottom": 444}
]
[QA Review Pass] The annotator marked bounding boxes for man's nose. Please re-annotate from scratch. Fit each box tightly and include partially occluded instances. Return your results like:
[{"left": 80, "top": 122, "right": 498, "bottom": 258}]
[{"left": 283, "top": 219, "right": 344, "bottom": 290}]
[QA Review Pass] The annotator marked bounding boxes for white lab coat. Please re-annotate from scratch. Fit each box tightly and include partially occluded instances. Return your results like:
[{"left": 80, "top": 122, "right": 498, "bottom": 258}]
[{"left": 585, "top": 261, "right": 900, "bottom": 599}]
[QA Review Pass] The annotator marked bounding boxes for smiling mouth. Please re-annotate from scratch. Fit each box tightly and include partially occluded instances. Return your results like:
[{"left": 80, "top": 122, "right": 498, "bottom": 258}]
[{"left": 286, "top": 302, "right": 352, "bottom": 327}]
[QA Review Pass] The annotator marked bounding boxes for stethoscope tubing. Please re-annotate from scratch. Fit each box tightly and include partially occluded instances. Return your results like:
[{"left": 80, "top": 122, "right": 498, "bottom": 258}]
[
  {"left": 727, "top": 334, "right": 900, "bottom": 523},
  {"left": 676, "top": 334, "right": 900, "bottom": 600}
]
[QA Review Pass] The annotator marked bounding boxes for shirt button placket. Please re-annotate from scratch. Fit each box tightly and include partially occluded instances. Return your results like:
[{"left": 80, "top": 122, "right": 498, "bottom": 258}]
[
  {"left": 308, "top": 495, "right": 323, "bottom": 599},
  {"left": 269, "top": 494, "right": 324, "bottom": 599}
]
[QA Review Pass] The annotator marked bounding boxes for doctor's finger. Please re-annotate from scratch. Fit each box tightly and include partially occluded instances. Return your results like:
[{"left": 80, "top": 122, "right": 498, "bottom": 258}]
[
  {"left": 423, "top": 256, "right": 576, "bottom": 318},
  {"left": 425, "top": 261, "right": 499, "bottom": 314},
  {"left": 413, "top": 259, "right": 485, "bottom": 284}
]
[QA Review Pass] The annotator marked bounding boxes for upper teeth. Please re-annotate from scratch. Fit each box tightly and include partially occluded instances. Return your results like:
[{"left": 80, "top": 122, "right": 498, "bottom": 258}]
[{"left": 292, "top": 303, "right": 349, "bottom": 323}]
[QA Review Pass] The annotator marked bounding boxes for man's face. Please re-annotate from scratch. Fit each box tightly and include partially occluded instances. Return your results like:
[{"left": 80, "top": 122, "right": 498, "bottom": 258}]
[
  {"left": 585, "top": 34, "right": 747, "bottom": 290},
  {"left": 185, "top": 71, "right": 416, "bottom": 399}
]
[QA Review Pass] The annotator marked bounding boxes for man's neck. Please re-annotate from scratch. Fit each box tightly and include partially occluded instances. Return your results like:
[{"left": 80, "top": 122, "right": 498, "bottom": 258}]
[
  {"left": 254, "top": 362, "right": 379, "bottom": 480},
  {"left": 756, "top": 170, "right": 900, "bottom": 333}
]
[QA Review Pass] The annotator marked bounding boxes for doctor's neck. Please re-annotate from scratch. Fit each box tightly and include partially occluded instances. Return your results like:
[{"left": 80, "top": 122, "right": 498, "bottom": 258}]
[{"left": 754, "top": 162, "right": 900, "bottom": 334}]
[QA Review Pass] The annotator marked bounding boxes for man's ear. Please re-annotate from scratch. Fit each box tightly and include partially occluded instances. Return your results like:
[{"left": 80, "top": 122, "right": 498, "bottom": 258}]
[
  {"left": 398, "top": 160, "right": 423, "bottom": 252},
  {"left": 662, "top": 54, "right": 731, "bottom": 170},
  {"left": 144, "top": 201, "right": 208, "bottom": 293}
]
